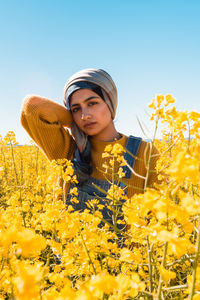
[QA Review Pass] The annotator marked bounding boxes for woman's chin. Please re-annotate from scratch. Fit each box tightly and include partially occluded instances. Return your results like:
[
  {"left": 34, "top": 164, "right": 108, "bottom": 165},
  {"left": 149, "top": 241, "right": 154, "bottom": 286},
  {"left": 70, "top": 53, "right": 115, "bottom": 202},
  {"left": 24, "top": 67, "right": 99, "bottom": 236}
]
[
  {"left": 85, "top": 131, "right": 99, "bottom": 137},
  {"left": 82, "top": 127, "right": 100, "bottom": 136}
]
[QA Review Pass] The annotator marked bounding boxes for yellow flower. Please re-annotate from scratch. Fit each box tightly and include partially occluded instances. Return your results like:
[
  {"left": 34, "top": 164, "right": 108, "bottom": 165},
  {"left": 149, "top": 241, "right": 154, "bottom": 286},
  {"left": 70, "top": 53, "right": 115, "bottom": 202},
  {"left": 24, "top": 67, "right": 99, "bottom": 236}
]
[
  {"left": 89, "top": 272, "right": 116, "bottom": 295},
  {"left": 160, "top": 265, "right": 176, "bottom": 281},
  {"left": 189, "top": 111, "right": 200, "bottom": 120},
  {"left": 165, "top": 94, "right": 176, "bottom": 106},
  {"left": 104, "top": 144, "right": 112, "bottom": 152},
  {"left": 111, "top": 143, "right": 125, "bottom": 156},
  {"left": 13, "top": 261, "right": 43, "bottom": 300},
  {"left": 70, "top": 197, "right": 79, "bottom": 204},
  {"left": 69, "top": 187, "right": 78, "bottom": 195},
  {"left": 118, "top": 167, "right": 125, "bottom": 178},
  {"left": 17, "top": 228, "right": 46, "bottom": 257},
  {"left": 106, "top": 184, "right": 126, "bottom": 200},
  {"left": 187, "top": 267, "right": 200, "bottom": 292},
  {"left": 102, "top": 152, "right": 110, "bottom": 158},
  {"left": 167, "top": 150, "right": 200, "bottom": 185},
  {"left": 0, "top": 225, "right": 20, "bottom": 255},
  {"left": 181, "top": 194, "right": 200, "bottom": 215},
  {"left": 4, "top": 131, "right": 18, "bottom": 145},
  {"left": 148, "top": 98, "right": 156, "bottom": 109},
  {"left": 120, "top": 248, "right": 136, "bottom": 263},
  {"left": 156, "top": 95, "right": 165, "bottom": 107}
]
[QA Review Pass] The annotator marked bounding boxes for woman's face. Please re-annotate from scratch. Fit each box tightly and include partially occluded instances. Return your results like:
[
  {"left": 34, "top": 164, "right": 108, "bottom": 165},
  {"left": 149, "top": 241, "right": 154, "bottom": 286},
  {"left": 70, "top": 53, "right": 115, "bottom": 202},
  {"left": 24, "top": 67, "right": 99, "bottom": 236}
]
[{"left": 70, "top": 89, "right": 113, "bottom": 140}]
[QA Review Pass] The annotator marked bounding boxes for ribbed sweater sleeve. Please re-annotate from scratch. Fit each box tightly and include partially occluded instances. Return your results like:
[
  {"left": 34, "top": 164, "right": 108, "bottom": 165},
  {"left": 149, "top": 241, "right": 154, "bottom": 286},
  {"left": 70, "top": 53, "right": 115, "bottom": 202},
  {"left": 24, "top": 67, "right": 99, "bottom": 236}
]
[{"left": 20, "top": 95, "right": 75, "bottom": 161}]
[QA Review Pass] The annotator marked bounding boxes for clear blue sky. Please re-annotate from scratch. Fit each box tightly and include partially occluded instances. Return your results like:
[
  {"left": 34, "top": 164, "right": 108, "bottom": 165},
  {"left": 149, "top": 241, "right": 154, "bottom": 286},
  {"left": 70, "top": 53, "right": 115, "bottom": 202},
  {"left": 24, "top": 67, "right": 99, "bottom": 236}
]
[{"left": 1, "top": 0, "right": 200, "bottom": 143}]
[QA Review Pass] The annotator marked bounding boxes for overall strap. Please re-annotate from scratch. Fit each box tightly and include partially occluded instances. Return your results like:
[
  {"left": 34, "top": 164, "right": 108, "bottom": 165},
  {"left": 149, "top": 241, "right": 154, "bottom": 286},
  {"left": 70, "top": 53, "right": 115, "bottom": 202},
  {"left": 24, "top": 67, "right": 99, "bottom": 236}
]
[{"left": 123, "top": 136, "right": 142, "bottom": 179}]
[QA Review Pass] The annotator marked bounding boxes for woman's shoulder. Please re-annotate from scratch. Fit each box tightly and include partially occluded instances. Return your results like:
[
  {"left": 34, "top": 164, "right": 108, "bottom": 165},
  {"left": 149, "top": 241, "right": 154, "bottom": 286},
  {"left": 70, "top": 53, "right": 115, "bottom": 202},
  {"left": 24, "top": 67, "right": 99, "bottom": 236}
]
[{"left": 122, "top": 134, "right": 159, "bottom": 159}]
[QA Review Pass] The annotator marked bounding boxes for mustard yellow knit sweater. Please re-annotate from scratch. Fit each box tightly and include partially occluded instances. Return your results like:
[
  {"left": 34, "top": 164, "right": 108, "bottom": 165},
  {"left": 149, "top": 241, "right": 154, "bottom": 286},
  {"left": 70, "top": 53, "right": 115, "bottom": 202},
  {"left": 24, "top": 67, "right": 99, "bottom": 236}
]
[{"left": 20, "top": 95, "right": 159, "bottom": 198}]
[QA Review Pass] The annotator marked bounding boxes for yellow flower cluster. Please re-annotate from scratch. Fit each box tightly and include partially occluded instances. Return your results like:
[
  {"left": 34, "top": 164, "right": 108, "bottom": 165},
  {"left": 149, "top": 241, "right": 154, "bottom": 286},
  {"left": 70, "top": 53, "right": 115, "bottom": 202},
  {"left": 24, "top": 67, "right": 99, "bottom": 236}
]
[{"left": 1, "top": 94, "right": 200, "bottom": 299}]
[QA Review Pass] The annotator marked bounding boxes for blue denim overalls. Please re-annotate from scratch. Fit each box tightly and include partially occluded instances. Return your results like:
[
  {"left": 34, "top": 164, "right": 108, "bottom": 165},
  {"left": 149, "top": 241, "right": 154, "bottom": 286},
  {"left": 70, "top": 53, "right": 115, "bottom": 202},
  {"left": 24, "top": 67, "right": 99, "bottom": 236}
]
[{"left": 66, "top": 136, "right": 142, "bottom": 236}]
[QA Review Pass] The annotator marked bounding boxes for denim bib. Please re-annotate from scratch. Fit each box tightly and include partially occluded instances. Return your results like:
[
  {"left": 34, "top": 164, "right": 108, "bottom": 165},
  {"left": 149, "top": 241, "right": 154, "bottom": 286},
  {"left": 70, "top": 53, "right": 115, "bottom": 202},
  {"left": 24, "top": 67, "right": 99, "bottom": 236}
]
[{"left": 66, "top": 136, "right": 142, "bottom": 235}]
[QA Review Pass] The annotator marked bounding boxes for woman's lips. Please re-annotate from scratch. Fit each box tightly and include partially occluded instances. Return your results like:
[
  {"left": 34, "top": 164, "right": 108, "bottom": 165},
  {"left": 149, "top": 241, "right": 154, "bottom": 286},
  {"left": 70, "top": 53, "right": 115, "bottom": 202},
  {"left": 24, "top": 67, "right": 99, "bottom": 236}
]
[{"left": 84, "top": 122, "right": 97, "bottom": 128}]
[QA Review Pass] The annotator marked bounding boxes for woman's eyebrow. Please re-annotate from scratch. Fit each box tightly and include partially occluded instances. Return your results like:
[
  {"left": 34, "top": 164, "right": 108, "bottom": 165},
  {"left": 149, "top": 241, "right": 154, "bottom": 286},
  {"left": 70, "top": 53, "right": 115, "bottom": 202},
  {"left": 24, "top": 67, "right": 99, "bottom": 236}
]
[
  {"left": 71, "top": 96, "right": 99, "bottom": 107},
  {"left": 84, "top": 96, "right": 99, "bottom": 102}
]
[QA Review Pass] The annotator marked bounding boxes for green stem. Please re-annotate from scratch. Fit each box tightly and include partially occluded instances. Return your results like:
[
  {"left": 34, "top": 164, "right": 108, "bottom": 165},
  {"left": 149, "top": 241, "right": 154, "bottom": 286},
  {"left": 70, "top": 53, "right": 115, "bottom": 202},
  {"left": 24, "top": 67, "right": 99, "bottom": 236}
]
[
  {"left": 20, "top": 152, "right": 24, "bottom": 186},
  {"left": 0, "top": 257, "right": 5, "bottom": 274},
  {"left": 9, "top": 139, "right": 19, "bottom": 185},
  {"left": 45, "top": 250, "right": 51, "bottom": 267},
  {"left": 140, "top": 291, "right": 154, "bottom": 297},
  {"left": 80, "top": 231, "right": 96, "bottom": 275},
  {"left": 111, "top": 155, "right": 118, "bottom": 232},
  {"left": 166, "top": 254, "right": 195, "bottom": 267},
  {"left": 163, "top": 284, "right": 188, "bottom": 292},
  {"left": 147, "top": 236, "right": 153, "bottom": 299},
  {"left": 144, "top": 141, "right": 153, "bottom": 191},
  {"left": 36, "top": 146, "right": 39, "bottom": 177},
  {"left": 187, "top": 120, "right": 191, "bottom": 149},
  {"left": 144, "top": 116, "right": 159, "bottom": 191},
  {"left": 7, "top": 256, "right": 15, "bottom": 299},
  {"left": 93, "top": 210, "right": 129, "bottom": 238},
  {"left": 1, "top": 147, "right": 8, "bottom": 184},
  {"left": 189, "top": 216, "right": 200, "bottom": 300},
  {"left": 157, "top": 242, "right": 168, "bottom": 299}
]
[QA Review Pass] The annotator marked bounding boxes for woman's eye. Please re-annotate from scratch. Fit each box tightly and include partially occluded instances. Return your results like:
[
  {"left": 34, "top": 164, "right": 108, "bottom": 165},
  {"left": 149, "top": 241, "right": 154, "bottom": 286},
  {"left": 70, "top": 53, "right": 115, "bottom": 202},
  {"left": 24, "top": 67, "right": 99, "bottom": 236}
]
[
  {"left": 88, "top": 101, "right": 98, "bottom": 106},
  {"left": 71, "top": 107, "right": 80, "bottom": 113}
]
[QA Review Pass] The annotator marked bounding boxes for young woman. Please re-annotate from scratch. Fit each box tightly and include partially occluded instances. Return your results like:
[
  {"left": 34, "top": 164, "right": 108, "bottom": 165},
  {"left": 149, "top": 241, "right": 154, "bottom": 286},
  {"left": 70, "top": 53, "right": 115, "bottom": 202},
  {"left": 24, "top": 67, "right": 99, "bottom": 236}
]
[{"left": 21, "top": 68, "right": 159, "bottom": 223}]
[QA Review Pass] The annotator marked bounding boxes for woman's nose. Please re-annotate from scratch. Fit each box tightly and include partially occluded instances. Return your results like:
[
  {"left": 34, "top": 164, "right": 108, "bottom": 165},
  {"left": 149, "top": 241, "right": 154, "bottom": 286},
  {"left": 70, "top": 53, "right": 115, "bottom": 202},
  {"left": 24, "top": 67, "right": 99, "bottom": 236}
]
[{"left": 81, "top": 110, "right": 91, "bottom": 120}]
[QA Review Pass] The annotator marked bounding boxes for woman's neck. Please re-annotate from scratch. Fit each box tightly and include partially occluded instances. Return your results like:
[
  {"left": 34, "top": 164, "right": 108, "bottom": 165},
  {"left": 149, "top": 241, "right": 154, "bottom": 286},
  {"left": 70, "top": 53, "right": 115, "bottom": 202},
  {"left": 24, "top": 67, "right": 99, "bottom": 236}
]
[{"left": 90, "top": 122, "right": 121, "bottom": 142}]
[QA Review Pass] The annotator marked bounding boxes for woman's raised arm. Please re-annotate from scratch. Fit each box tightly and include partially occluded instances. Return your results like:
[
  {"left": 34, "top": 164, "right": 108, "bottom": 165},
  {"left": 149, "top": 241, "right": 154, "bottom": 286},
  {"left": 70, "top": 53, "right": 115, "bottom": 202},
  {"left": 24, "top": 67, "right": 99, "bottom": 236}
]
[{"left": 20, "top": 95, "right": 75, "bottom": 161}]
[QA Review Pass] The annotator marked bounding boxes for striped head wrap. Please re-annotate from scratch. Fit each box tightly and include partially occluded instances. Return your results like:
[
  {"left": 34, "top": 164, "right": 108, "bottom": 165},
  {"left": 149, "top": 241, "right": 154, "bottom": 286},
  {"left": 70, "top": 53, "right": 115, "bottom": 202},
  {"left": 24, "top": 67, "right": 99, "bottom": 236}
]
[{"left": 63, "top": 68, "right": 118, "bottom": 151}]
